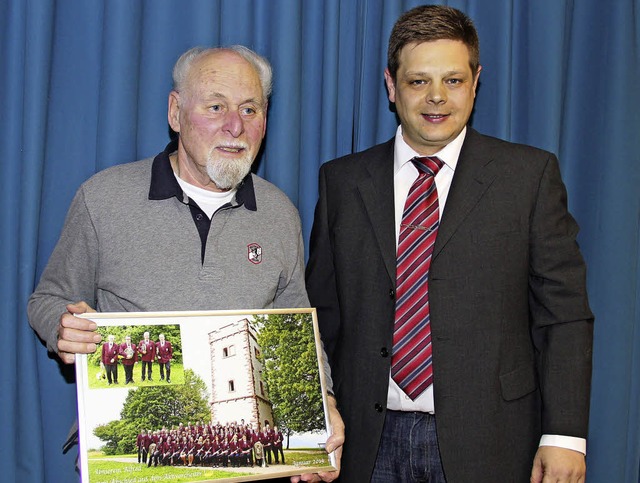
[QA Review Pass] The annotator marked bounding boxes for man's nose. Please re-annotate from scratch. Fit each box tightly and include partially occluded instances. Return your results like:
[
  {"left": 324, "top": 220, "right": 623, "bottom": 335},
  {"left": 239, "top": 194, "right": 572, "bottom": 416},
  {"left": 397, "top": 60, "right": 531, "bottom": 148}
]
[
  {"left": 222, "top": 110, "right": 244, "bottom": 137},
  {"left": 427, "top": 81, "right": 447, "bottom": 104}
]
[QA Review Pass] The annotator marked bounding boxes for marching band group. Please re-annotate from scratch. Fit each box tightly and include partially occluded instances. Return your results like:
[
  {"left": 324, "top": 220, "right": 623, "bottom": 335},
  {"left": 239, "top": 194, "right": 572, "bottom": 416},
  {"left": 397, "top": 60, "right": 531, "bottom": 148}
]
[
  {"left": 137, "top": 420, "right": 286, "bottom": 469},
  {"left": 100, "top": 332, "right": 173, "bottom": 384}
]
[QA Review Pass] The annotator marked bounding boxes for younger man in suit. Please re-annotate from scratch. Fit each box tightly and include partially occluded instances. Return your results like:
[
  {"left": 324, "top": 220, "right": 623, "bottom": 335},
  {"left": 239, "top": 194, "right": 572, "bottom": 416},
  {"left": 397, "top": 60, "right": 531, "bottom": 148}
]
[{"left": 306, "top": 4, "right": 593, "bottom": 482}]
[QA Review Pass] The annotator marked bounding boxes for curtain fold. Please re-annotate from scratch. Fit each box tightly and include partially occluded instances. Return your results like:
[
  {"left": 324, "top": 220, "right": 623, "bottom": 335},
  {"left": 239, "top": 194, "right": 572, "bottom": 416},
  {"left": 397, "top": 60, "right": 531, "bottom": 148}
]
[
  {"left": 2, "top": 1, "right": 638, "bottom": 481},
  {"left": 2, "top": 2, "right": 46, "bottom": 482},
  {"left": 566, "top": 2, "right": 640, "bottom": 481}
]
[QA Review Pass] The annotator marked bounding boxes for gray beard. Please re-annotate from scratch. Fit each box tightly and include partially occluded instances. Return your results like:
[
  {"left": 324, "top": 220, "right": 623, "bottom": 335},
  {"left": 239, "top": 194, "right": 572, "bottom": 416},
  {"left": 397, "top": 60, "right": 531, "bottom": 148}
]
[{"left": 206, "top": 151, "right": 253, "bottom": 191}]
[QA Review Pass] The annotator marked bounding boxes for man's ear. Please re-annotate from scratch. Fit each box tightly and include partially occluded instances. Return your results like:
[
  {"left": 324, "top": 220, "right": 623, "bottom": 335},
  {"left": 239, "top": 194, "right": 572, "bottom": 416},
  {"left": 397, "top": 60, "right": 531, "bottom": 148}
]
[
  {"left": 384, "top": 68, "right": 397, "bottom": 103},
  {"left": 262, "top": 103, "right": 268, "bottom": 137},
  {"left": 472, "top": 65, "right": 483, "bottom": 97},
  {"left": 168, "top": 91, "right": 181, "bottom": 133}
]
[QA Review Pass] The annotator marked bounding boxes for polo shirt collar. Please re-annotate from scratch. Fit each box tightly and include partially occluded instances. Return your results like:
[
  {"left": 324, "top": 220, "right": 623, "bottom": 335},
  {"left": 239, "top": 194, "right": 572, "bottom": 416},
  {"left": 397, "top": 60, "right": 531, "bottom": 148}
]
[{"left": 148, "top": 139, "right": 257, "bottom": 211}]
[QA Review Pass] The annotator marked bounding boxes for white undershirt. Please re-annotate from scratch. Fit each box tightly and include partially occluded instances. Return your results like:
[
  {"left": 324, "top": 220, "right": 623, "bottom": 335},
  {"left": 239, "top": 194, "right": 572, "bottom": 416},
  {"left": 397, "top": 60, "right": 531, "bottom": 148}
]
[
  {"left": 387, "top": 125, "right": 586, "bottom": 455},
  {"left": 175, "top": 175, "right": 235, "bottom": 219}
]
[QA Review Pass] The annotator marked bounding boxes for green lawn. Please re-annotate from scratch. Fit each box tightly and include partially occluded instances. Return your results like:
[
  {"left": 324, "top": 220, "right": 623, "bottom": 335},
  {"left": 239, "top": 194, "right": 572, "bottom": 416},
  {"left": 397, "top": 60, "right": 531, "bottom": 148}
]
[
  {"left": 86, "top": 449, "right": 332, "bottom": 482},
  {"left": 281, "top": 448, "right": 332, "bottom": 467},
  {"left": 88, "top": 362, "right": 185, "bottom": 389},
  {"left": 88, "top": 459, "right": 246, "bottom": 482}
]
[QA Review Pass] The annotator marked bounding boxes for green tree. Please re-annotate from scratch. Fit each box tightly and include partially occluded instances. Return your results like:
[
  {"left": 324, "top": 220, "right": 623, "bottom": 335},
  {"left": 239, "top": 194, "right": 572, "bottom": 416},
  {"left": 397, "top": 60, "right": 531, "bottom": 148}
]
[
  {"left": 93, "top": 369, "right": 210, "bottom": 453},
  {"left": 254, "top": 313, "right": 325, "bottom": 448},
  {"left": 93, "top": 419, "right": 139, "bottom": 455}
]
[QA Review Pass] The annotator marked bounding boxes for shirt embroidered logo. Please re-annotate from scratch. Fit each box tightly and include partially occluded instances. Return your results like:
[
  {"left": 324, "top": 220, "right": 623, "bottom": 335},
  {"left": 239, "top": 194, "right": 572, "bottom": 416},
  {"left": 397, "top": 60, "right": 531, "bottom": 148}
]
[{"left": 248, "top": 243, "right": 262, "bottom": 264}]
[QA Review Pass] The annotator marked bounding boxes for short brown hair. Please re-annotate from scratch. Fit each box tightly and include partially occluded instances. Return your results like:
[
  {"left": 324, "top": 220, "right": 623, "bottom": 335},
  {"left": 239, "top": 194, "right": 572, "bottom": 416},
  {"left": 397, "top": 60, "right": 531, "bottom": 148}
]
[{"left": 387, "top": 4, "right": 480, "bottom": 80}]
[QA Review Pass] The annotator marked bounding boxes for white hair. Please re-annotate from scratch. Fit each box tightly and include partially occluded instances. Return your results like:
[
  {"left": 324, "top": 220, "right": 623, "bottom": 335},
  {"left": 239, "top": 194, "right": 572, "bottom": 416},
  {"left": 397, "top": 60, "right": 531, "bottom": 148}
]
[{"left": 172, "top": 45, "right": 273, "bottom": 101}]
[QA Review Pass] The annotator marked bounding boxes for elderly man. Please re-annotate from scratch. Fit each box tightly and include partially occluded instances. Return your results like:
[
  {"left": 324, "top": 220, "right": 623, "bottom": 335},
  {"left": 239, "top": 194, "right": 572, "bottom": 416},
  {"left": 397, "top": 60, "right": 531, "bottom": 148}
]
[{"left": 28, "top": 45, "right": 343, "bottom": 481}]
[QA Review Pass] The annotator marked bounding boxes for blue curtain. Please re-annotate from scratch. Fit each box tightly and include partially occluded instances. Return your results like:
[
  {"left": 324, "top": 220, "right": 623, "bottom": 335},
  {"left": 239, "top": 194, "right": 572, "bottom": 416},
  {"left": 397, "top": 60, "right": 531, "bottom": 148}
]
[{"left": 2, "top": 0, "right": 638, "bottom": 481}]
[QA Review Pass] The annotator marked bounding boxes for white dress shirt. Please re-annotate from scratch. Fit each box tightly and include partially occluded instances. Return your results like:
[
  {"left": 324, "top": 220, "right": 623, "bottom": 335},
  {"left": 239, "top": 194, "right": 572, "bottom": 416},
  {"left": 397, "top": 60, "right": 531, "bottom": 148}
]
[{"left": 386, "top": 125, "right": 586, "bottom": 455}]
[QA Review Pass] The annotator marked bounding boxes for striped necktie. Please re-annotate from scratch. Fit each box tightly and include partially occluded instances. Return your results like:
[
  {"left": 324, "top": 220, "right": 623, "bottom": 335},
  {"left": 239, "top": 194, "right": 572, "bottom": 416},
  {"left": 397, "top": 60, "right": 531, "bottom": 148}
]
[{"left": 392, "top": 156, "right": 444, "bottom": 400}]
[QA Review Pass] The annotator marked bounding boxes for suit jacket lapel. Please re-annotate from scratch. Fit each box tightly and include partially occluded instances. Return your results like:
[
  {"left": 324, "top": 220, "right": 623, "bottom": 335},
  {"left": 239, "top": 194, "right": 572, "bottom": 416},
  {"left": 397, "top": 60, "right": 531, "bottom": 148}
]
[
  {"left": 357, "top": 139, "right": 397, "bottom": 283},
  {"left": 352, "top": 131, "right": 498, "bottom": 276},
  {"left": 434, "top": 128, "right": 499, "bottom": 259}
]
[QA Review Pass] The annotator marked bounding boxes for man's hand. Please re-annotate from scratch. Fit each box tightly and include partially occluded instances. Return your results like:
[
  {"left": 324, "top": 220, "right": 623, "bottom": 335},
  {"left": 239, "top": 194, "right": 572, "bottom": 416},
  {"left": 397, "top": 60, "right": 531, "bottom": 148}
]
[
  {"left": 530, "top": 446, "right": 586, "bottom": 483},
  {"left": 290, "top": 394, "right": 345, "bottom": 482},
  {"left": 57, "top": 301, "right": 100, "bottom": 364}
]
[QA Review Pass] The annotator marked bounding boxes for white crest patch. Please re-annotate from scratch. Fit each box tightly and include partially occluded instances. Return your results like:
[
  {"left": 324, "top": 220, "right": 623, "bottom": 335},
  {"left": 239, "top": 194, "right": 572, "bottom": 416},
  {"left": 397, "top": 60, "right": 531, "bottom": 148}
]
[{"left": 248, "top": 243, "right": 262, "bottom": 264}]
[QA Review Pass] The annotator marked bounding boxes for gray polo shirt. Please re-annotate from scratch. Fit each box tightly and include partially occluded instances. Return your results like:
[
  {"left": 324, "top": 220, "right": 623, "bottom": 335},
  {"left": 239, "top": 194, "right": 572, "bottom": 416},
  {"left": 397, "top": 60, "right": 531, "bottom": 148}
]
[{"left": 28, "top": 142, "right": 309, "bottom": 353}]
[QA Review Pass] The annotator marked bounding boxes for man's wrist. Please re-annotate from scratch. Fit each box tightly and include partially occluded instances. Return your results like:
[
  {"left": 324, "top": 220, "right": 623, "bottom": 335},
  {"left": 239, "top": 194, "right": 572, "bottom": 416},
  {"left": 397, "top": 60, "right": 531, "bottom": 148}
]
[{"left": 326, "top": 392, "right": 340, "bottom": 411}]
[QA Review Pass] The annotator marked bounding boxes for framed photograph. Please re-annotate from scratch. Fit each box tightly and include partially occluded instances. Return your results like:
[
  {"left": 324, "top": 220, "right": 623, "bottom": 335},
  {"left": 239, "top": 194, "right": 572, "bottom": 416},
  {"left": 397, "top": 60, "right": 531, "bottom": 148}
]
[{"left": 75, "top": 308, "right": 337, "bottom": 483}]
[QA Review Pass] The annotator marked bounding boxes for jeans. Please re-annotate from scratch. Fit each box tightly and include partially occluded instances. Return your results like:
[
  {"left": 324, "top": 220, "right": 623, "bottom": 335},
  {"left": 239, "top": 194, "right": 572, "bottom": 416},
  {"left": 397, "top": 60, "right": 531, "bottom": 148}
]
[{"left": 371, "top": 410, "right": 446, "bottom": 482}]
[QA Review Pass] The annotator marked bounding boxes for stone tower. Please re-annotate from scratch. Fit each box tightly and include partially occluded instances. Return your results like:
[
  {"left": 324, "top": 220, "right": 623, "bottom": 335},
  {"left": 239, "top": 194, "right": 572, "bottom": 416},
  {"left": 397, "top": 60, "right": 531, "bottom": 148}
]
[{"left": 208, "top": 318, "right": 274, "bottom": 428}]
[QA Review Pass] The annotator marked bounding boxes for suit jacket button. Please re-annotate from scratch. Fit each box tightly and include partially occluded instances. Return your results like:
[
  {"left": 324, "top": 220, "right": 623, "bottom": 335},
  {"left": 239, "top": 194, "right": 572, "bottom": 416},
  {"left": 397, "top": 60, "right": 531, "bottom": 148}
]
[
  {"left": 374, "top": 403, "right": 383, "bottom": 412},
  {"left": 380, "top": 347, "right": 389, "bottom": 357},
  {"left": 389, "top": 289, "right": 395, "bottom": 299}
]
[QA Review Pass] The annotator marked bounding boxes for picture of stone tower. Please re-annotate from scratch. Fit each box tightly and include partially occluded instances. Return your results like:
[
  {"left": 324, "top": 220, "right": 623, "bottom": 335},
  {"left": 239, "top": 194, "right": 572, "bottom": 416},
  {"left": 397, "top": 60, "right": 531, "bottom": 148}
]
[{"left": 208, "top": 318, "right": 274, "bottom": 429}]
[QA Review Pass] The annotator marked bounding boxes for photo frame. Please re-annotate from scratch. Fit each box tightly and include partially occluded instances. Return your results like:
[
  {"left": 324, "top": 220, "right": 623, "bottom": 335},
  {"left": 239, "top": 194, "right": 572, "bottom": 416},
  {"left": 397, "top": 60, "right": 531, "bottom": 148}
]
[{"left": 75, "top": 308, "right": 336, "bottom": 482}]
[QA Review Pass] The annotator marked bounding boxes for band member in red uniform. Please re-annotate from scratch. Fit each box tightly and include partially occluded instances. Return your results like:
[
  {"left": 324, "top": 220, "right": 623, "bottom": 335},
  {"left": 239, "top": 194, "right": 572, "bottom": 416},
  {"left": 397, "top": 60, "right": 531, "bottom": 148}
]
[
  {"left": 199, "top": 437, "right": 211, "bottom": 466},
  {"left": 136, "top": 429, "right": 147, "bottom": 463},
  {"left": 273, "top": 425, "right": 285, "bottom": 464},
  {"left": 162, "top": 436, "right": 175, "bottom": 466},
  {"left": 239, "top": 434, "right": 254, "bottom": 467},
  {"left": 119, "top": 335, "right": 137, "bottom": 384},
  {"left": 169, "top": 436, "right": 182, "bottom": 466},
  {"left": 100, "top": 334, "right": 119, "bottom": 384},
  {"left": 249, "top": 423, "right": 260, "bottom": 446},
  {"left": 148, "top": 436, "right": 163, "bottom": 467},
  {"left": 194, "top": 436, "right": 206, "bottom": 466},
  {"left": 228, "top": 434, "right": 241, "bottom": 467},
  {"left": 187, "top": 435, "right": 197, "bottom": 467},
  {"left": 260, "top": 421, "right": 273, "bottom": 465},
  {"left": 178, "top": 436, "right": 189, "bottom": 466},
  {"left": 138, "top": 331, "right": 156, "bottom": 381},
  {"left": 219, "top": 436, "right": 230, "bottom": 467},
  {"left": 211, "top": 435, "right": 222, "bottom": 467},
  {"left": 143, "top": 429, "right": 153, "bottom": 463},
  {"left": 156, "top": 333, "right": 172, "bottom": 383}
]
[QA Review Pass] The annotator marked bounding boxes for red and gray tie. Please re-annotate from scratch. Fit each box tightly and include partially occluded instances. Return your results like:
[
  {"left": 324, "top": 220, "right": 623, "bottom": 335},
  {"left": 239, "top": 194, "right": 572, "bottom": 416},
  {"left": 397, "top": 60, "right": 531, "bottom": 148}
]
[{"left": 392, "top": 156, "right": 444, "bottom": 400}]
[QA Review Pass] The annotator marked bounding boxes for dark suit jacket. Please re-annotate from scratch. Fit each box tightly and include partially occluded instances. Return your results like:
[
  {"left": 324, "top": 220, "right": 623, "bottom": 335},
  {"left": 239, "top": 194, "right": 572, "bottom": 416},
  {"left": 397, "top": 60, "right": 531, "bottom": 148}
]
[
  {"left": 101, "top": 342, "right": 119, "bottom": 366},
  {"left": 306, "top": 128, "right": 593, "bottom": 482},
  {"left": 138, "top": 339, "right": 156, "bottom": 362},
  {"left": 156, "top": 341, "right": 172, "bottom": 363},
  {"left": 119, "top": 343, "right": 137, "bottom": 366}
]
